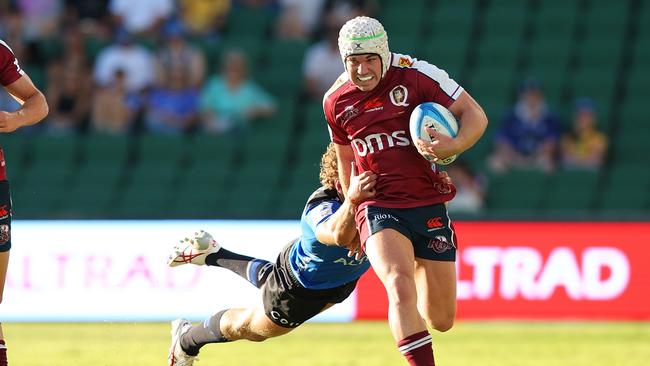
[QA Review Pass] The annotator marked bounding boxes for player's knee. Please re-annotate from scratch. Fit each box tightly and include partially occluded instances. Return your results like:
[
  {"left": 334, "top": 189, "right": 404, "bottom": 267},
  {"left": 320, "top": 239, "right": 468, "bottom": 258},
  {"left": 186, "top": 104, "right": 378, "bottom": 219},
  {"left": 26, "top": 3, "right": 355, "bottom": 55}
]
[
  {"left": 384, "top": 274, "right": 417, "bottom": 306},
  {"left": 423, "top": 311, "right": 455, "bottom": 332}
]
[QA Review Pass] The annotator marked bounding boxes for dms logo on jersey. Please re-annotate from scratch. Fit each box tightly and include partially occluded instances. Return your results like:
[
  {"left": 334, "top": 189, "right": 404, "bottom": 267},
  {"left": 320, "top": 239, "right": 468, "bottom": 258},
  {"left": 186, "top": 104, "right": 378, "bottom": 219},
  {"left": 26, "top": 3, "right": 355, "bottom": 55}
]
[
  {"left": 351, "top": 131, "right": 410, "bottom": 157},
  {"left": 428, "top": 236, "right": 453, "bottom": 253},
  {"left": 389, "top": 85, "right": 409, "bottom": 106}
]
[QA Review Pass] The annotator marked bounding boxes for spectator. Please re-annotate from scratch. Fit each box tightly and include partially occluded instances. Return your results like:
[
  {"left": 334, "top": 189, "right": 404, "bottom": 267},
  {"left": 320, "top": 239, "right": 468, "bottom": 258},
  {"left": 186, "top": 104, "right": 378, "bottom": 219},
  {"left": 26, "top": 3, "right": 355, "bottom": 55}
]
[
  {"left": 91, "top": 69, "right": 137, "bottom": 134},
  {"left": 155, "top": 20, "right": 206, "bottom": 88},
  {"left": 108, "top": 0, "right": 174, "bottom": 35},
  {"left": 489, "top": 78, "right": 560, "bottom": 173},
  {"left": 15, "top": 0, "right": 63, "bottom": 41},
  {"left": 144, "top": 66, "right": 200, "bottom": 134},
  {"left": 45, "top": 60, "right": 92, "bottom": 134},
  {"left": 445, "top": 161, "right": 485, "bottom": 214},
  {"left": 93, "top": 28, "right": 155, "bottom": 93},
  {"left": 561, "top": 97, "right": 608, "bottom": 170},
  {"left": 44, "top": 26, "right": 93, "bottom": 134},
  {"left": 302, "top": 16, "right": 346, "bottom": 100},
  {"left": 178, "top": 0, "right": 230, "bottom": 37},
  {"left": 276, "top": 0, "right": 326, "bottom": 39},
  {"left": 199, "top": 50, "right": 276, "bottom": 134}
]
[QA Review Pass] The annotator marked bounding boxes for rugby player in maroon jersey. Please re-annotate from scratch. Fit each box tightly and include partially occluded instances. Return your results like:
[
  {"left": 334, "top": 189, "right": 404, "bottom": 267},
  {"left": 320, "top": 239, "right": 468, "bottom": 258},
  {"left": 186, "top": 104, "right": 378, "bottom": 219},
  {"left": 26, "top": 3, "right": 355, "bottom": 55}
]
[
  {"left": 0, "top": 39, "right": 49, "bottom": 366},
  {"left": 324, "top": 17, "right": 487, "bottom": 366}
]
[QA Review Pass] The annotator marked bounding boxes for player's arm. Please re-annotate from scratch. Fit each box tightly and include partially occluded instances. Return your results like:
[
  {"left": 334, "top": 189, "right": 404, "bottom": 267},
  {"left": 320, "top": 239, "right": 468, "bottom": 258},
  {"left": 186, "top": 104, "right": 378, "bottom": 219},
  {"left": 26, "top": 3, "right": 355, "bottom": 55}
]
[
  {"left": 316, "top": 162, "right": 376, "bottom": 248},
  {"left": 334, "top": 143, "right": 355, "bottom": 196},
  {"left": 420, "top": 91, "right": 487, "bottom": 160},
  {"left": 0, "top": 74, "right": 49, "bottom": 132}
]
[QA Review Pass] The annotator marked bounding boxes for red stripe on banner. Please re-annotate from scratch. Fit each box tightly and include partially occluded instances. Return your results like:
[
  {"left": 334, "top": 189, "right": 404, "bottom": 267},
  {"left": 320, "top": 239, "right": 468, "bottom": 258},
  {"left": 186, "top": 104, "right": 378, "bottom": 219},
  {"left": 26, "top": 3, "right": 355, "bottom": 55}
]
[{"left": 355, "top": 222, "right": 650, "bottom": 320}]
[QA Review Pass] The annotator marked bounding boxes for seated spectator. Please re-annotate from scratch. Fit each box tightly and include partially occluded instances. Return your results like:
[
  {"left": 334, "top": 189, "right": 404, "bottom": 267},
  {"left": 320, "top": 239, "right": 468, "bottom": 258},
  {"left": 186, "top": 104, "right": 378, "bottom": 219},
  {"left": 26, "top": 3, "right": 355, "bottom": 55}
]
[
  {"left": 560, "top": 97, "right": 608, "bottom": 170},
  {"left": 108, "top": 0, "right": 174, "bottom": 35},
  {"left": 199, "top": 50, "right": 276, "bottom": 134},
  {"left": 144, "top": 67, "right": 200, "bottom": 134},
  {"left": 489, "top": 79, "right": 560, "bottom": 173},
  {"left": 155, "top": 20, "right": 206, "bottom": 88},
  {"left": 44, "top": 26, "right": 93, "bottom": 134},
  {"left": 45, "top": 61, "right": 92, "bottom": 135},
  {"left": 276, "top": 0, "right": 326, "bottom": 39},
  {"left": 91, "top": 69, "right": 138, "bottom": 134},
  {"left": 178, "top": 0, "right": 230, "bottom": 37},
  {"left": 445, "top": 161, "right": 486, "bottom": 214},
  {"left": 302, "top": 16, "right": 346, "bottom": 100},
  {"left": 93, "top": 28, "right": 156, "bottom": 93}
]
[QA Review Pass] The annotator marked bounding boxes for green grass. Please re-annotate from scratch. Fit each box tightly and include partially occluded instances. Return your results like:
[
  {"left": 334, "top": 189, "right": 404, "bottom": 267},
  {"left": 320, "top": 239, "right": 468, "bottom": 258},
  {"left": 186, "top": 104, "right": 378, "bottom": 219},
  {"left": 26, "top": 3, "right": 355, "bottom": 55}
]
[{"left": 4, "top": 321, "right": 650, "bottom": 365}]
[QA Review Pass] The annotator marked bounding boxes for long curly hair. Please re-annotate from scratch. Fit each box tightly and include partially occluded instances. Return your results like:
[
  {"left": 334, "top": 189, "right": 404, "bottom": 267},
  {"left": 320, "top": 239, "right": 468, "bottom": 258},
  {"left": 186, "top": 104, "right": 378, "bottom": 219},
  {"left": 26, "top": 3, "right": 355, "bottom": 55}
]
[{"left": 319, "top": 143, "right": 339, "bottom": 189}]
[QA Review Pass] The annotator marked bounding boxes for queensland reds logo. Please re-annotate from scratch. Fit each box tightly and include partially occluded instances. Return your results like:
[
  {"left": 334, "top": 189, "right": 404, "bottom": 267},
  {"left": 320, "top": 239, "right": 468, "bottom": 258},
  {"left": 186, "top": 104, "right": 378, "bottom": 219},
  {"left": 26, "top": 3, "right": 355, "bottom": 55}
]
[
  {"left": 389, "top": 85, "right": 409, "bottom": 106},
  {"left": 428, "top": 236, "right": 452, "bottom": 253},
  {"left": 0, "top": 225, "right": 9, "bottom": 245}
]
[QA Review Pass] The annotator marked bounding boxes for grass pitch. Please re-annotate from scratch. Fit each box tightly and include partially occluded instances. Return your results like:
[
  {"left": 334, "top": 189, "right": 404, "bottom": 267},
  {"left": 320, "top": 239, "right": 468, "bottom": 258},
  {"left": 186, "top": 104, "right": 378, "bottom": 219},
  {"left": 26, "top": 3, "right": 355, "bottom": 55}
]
[{"left": 5, "top": 321, "right": 650, "bottom": 365}]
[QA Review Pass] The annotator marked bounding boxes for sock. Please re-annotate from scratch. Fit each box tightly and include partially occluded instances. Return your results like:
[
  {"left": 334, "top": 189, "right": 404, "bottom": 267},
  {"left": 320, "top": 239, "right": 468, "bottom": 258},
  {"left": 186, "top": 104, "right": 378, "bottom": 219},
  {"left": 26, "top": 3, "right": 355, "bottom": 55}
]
[
  {"left": 205, "top": 249, "right": 273, "bottom": 288},
  {"left": 397, "top": 331, "right": 435, "bottom": 366},
  {"left": 0, "top": 339, "right": 7, "bottom": 366},
  {"left": 180, "top": 310, "right": 230, "bottom": 356}
]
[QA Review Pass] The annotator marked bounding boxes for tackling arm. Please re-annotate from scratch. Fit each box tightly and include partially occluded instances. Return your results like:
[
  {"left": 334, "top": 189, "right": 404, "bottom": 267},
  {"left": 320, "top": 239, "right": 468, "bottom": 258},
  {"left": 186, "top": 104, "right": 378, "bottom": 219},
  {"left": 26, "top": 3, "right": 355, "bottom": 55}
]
[{"left": 0, "top": 74, "right": 49, "bottom": 132}]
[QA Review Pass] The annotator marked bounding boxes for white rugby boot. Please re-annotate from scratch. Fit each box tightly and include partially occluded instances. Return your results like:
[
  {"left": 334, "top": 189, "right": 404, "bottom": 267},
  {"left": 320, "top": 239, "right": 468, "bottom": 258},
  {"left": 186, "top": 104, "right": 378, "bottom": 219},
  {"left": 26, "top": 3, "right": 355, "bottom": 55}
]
[
  {"left": 167, "top": 230, "right": 220, "bottom": 267},
  {"left": 168, "top": 318, "right": 197, "bottom": 366}
]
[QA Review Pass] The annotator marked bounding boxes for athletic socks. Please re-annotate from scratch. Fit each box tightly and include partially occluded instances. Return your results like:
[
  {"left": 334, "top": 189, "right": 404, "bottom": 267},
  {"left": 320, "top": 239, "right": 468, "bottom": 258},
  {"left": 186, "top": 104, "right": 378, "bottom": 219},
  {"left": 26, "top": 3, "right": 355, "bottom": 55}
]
[
  {"left": 205, "top": 249, "right": 273, "bottom": 288},
  {"left": 0, "top": 339, "right": 7, "bottom": 366},
  {"left": 180, "top": 310, "right": 230, "bottom": 356},
  {"left": 397, "top": 330, "right": 435, "bottom": 366}
]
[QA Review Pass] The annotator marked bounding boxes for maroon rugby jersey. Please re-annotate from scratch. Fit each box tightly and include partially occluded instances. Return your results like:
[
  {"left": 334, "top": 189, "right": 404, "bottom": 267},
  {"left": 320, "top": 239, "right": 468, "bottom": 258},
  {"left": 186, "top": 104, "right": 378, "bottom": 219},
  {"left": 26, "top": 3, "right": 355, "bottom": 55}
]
[
  {"left": 0, "top": 40, "right": 23, "bottom": 87},
  {"left": 324, "top": 53, "right": 463, "bottom": 209}
]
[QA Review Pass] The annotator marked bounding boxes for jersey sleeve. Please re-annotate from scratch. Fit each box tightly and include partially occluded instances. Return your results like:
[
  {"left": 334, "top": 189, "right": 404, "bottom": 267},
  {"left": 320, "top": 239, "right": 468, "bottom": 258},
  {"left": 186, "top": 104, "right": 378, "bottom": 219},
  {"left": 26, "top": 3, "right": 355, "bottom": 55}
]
[
  {"left": 323, "top": 74, "right": 350, "bottom": 145},
  {"left": 304, "top": 199, "right": 342, "bottom": 233},
  {"left": 0, "top": 40, "right": 24, "bottom": 86},
  {"left": 413, "top": 59, "right": 463, "bottom": 109}
]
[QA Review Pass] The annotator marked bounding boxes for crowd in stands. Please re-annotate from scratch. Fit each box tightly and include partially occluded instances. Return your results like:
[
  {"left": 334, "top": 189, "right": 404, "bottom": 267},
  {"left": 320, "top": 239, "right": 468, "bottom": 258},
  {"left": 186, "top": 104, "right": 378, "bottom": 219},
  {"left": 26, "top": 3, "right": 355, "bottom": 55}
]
[{"left": 1, "top": 0, "right": 610, "bottom": 216}]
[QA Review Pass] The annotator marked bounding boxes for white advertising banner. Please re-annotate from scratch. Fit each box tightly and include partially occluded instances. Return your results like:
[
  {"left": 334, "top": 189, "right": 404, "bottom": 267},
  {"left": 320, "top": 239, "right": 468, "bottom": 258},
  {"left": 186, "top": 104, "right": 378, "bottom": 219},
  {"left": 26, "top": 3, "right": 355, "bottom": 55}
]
[{"left": 2, "top": 221, "right": 356, "bottom": 323}]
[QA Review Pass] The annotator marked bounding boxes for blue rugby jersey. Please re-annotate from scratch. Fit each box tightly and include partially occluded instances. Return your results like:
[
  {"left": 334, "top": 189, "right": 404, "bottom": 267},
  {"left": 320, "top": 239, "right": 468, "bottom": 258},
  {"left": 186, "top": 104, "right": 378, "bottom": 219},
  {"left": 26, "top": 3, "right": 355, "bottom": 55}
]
[{"left": 288, "top": 187, "right": 370, "bottom": 289}]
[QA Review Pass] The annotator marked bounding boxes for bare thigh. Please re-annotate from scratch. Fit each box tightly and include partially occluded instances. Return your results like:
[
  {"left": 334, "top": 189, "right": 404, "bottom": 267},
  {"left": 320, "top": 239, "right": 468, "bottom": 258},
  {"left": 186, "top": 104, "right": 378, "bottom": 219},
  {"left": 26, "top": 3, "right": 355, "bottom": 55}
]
[
  {"left": 0, "top": 251, "right": 8, "bottom": 303},
  {"left": 414, "top": 258, "right": 457, "bottom": 332}
]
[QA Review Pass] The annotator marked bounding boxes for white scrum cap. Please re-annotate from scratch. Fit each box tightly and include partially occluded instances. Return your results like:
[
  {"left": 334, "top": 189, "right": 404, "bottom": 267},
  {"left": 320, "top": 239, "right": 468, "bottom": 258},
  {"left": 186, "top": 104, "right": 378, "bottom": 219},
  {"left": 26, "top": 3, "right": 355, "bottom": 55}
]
[{"left": 338, "top": 16, "right": 390, "bottom": 77}]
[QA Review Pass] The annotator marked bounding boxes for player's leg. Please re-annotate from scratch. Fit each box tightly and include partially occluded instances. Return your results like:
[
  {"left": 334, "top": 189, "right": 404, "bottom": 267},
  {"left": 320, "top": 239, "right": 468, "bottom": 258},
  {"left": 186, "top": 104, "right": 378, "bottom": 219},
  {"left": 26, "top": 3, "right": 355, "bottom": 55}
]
[
  {"left": 364, "top": 229, "right": 423, "bottom": 339},
  {"left": 410, "top": 203, "right": 458, "bottom": 332},
  {"left": 414, "top": 259, "right": 456, "bottom": 332},
  {"left": 365, "top": 229, "right": 436, "bottom": 366},
  {"left": 168, "top": 231, "right": 276, "bottom": 288},
  {"left": 0, "top": 323, "right": 6, "bottom": 366},
  {"left": 0, "top": 251, "right": 8, "bottom": 304}
]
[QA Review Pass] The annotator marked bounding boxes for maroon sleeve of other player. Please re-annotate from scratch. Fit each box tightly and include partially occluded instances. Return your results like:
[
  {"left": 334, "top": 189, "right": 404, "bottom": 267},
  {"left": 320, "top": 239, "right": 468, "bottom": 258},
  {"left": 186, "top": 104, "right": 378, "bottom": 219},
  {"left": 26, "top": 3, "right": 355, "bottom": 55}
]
[
  {"left": 0, "top": 41, "right": 23, "bottom": 86},
  {"left": 323, "top": 94, "right": 349, "bottom": 145}
]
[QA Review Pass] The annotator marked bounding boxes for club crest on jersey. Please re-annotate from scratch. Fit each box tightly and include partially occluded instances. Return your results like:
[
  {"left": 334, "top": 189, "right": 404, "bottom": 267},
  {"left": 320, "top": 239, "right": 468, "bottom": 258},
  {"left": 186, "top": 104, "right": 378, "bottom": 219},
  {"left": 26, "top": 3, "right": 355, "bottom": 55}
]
[
  {"left": 389, "top": 85, "right": 409, "bottom": 107},
  {"left": 398, "top": 57, "right": 413, "bottom": 68}
]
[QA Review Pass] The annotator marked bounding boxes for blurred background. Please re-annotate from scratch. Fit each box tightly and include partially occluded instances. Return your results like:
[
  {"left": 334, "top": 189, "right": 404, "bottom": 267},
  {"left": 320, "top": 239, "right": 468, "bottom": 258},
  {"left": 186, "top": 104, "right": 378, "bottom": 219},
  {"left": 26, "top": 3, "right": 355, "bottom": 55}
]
[{"left": 0, "top": 0, "right": 647, "bottom": 221}]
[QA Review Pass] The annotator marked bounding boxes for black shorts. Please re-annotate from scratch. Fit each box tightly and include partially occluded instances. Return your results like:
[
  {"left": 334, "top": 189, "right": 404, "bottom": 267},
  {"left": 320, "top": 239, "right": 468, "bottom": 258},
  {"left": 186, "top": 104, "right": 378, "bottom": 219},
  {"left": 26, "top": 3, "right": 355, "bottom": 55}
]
[
  {"left": 0, "top": 180, "right": 11, "bottom": 252},
  {"left": 262, "top": 240, "right": 358, "bottom": 328},
  {"left": 356, "top": 203, "right": 457, "bottom": 261}
]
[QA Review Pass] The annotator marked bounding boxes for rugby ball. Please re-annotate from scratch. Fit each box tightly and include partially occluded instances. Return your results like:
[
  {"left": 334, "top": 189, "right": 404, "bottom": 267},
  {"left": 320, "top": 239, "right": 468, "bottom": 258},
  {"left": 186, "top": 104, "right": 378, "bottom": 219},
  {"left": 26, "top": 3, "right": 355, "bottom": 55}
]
[{"left": 409, "top": 102, "right": 459, "bottom": 165}]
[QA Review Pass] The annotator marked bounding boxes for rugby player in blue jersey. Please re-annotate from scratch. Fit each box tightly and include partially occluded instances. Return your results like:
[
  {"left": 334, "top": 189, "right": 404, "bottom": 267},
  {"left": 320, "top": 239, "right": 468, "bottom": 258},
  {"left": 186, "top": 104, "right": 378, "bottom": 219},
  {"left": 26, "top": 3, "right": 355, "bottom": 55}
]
[{"left": 165, "top": 144, "right": 378, "bottom": 366}]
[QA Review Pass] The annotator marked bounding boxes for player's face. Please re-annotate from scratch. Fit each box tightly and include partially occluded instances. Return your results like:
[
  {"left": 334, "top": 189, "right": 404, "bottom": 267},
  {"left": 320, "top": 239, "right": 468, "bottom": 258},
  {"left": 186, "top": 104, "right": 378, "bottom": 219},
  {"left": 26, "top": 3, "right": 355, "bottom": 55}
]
[{"left": 345, "top": 54, "right": 382, "bottom": 91}]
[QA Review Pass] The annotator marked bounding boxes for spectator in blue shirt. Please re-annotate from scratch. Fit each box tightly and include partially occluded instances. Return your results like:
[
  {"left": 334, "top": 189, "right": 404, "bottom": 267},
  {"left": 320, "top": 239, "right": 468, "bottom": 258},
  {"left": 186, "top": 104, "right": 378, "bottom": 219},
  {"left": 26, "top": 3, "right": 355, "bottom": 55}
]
[{"left": 489, "top": 78, "right": 560, "bottom": 173}]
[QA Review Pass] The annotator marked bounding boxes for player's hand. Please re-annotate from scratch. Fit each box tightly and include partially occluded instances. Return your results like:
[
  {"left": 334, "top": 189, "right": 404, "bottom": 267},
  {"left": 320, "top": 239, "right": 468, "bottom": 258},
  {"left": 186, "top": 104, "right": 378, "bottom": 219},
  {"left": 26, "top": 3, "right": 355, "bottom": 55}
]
[
  {"left": 345, "top": 236, "right": 364, "bottom": 260},
  {"left": 0, "top": 111, "right": 23, "bottom": 133},
  {"left": 347, "top": 162, "right": 377, "bottom": 205},
  {"left": 437, "top": 171, "right": 453, "bottom": 185},
  {"left": 417, "top": 127, "right": 461, "bottom": 161}
]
